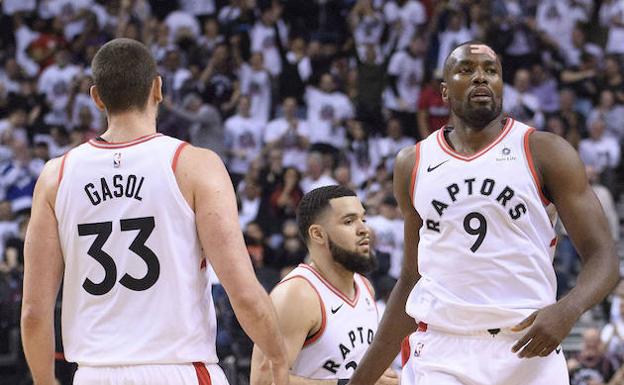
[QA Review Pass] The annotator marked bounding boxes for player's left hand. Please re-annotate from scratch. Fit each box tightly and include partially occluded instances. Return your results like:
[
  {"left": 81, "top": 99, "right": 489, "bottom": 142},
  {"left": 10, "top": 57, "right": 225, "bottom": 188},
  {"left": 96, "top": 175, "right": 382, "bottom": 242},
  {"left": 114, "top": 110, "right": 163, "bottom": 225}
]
[{"left": 510, "top": 301, "right": 581, "bottom": 358}]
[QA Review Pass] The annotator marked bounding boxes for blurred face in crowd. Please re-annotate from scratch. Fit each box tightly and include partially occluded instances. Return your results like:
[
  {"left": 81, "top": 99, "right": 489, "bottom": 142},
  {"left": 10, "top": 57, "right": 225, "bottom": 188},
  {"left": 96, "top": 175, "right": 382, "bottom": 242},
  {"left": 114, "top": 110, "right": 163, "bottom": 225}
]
[
  {"left": 291, "top": 37, "right": 306, "bottom": 55},
  {"left": 589, "top": 119, "right": 606, "bottom": 140},
  {"left": 250, "top": 52, "right": 264, "bottom": 70},
  {"left": 442, "top": 44, "right": 503, "bottom": 129},
  {"left": 203, "top": 18, "right": 219, "bottom": 37},
  {"left": 0, "top": 201, "right": 12, "bottom": 221},
  {"left": 605, "top": 56, "right": 621, "bottom": 78},
  {"left": 9, "top": 110, "right": 27, "bottom": 128},
  {"left": 320, "top": 74, "right": 335, "bottom": 93},
  {"left": 599, "top": 90, "right": 615, "bottom": 109},
  {"left": 513, "top": 69, "right": 530, "bottom": 93},
  {"left": 386, "top": 118, "right": 403, "bottom": 139},
  {"left": 408, "top": 37, "right": 425, "bottom": 57},
  {"left": 581, "top": 329, "right": 603, "bottom": 360},
  {"left": 282, "top": 97, "right": 297, "bottom": 119},
  {"left": 572, "top": 27, "right": 586, "bottom": 48},
  {"left": 333, "top": 165, "right": 351, "bottom": 186},
  {"left": 546, "top": 116, "right": 566, "bottom": 137},
  {"left": 55, "top": 50, "right": 70, "bottom": 68},
  {"left": 559, "top": 88, "right": 576, "bottom": 111},
  {"left": 306, "top": 153, "right": 324, "bottom": 178},
  {"left": 318, "top": 196, "right": 376, "bottom": 274},
  {"left": 238, "top": 96, "right": 251, "bottom": 117}
]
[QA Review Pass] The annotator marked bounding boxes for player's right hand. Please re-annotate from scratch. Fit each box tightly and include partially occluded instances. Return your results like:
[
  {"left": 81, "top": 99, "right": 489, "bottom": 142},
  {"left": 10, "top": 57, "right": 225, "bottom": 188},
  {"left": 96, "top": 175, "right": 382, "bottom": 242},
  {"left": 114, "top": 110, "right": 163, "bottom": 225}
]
[
  {"left": 373, "top": 368, "right": 399, "bottom": 385},
  {"left": 270, "top": 357, "right": 290, "bottom": 385}
]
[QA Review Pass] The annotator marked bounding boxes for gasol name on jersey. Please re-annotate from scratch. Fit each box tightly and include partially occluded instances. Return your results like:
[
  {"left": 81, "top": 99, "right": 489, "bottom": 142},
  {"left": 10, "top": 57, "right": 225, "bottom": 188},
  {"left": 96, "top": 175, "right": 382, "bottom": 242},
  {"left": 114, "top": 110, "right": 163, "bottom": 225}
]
[{"left": 84, "top": 174, "right": 145, "bottom": 206}]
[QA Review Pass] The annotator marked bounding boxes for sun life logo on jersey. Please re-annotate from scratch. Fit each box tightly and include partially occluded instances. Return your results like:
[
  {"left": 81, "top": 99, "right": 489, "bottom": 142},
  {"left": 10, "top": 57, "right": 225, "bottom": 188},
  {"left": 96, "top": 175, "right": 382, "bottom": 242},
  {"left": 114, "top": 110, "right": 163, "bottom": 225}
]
[
  {"left": 113, "top": 152, "right": 122, "bottom": 168},
  {"left": 496, "top": 147, "right": 516, "bottom": 162}
]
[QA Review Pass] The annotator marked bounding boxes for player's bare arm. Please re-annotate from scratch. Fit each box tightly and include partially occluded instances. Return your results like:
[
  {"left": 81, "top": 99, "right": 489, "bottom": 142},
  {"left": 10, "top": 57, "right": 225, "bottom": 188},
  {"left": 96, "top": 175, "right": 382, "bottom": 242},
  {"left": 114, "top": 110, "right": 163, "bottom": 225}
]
[
  {"left": 349, "top": 145, "right": 421, "bottom": 385},
  {"left": 21, "top": 158, "right": 64, "bottom": 385},
  {"left": 250, "top": 277, "right": 334, "bottom": 385},
  {"left": 511, "top": 131, "right": 619, "bottom": 358},
  {"left": 175, "top": 145, "right": 289, "bottom": 385}
]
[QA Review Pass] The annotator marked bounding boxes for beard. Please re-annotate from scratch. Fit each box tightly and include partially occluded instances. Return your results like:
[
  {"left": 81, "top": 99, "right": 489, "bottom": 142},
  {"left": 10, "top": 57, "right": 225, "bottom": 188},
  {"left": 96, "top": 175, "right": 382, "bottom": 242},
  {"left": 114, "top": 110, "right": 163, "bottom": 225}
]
[
  {"left": 328, "top": 236, "right": 378, "bottom": 275},
  {"left": 461, "top": 98, "right": 502, "bottom": 128}
]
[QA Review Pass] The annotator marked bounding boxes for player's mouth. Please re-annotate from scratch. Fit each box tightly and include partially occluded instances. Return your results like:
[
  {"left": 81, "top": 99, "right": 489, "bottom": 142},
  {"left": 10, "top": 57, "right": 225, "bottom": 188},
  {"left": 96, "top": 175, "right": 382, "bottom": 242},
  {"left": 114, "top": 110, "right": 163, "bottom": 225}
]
[
  {"left": 469, "top": 86, "right": 493, "bottom": 102},
  {"left": 358, "top": 238, "right": 370, "bottom": 246}
]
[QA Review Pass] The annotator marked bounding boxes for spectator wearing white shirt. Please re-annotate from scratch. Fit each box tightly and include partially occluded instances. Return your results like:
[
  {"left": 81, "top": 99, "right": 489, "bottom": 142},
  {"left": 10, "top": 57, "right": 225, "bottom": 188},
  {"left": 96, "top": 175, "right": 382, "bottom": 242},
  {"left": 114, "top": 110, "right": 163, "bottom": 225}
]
[
  {"left": 579, "top": 118, "right": 621, "bottom": 185},
  {"left": 366, "top": 196, "right": 404, "bottom": 279},
  {"left": 349, "top": 0, "right": 386, "bottom": 53},
  {"left": 37, "top": 49, "right": 81, "bottom": 125},
  {"left": 251, "top": 5, "right": 288, "bottom": 77},
  {"left": 164, "top": 10, "right": 201, "bottom": 43},
  {"left": 264, "top": 97, "right": 310, "bottom": 172},
  {"left": 158, "top": 49, "right": 191, "bottom": 103},
  {"left": 384, "top": 36, "right": 425, "bottom": 138},
  {"left": 346, "top": 119, "right": 380, "bottom": 188},
  {"left": 373, "top": 118, "right": 415, "bottom": 172},
  {"left": 529, "top": 63, "right": 560, "bottom": 115},
  {"left": 503, "top": 69, "right": 544, "bottom": 129},
  {"left": 240, "top": 52, "right": 272, "bottom": 124},
  {"left": 383, "top": 0, "right": 427, "bottom": 51},
  {"left": 565, "top": 26, "right": 604, "bottom": 68},
  {"left": 300, "top": 152, "right": 337, "bottom": 193},
  {"left": 435, "top": 10, "right": 473, "bottom": 72},
  {"left": 600, "top": 0, "right": 624, "bottom": 55},
  {"left": 305, "top": 73, "right": 355, "bottom": 152},
  {"left": 536, "top": 0, "right": 588, "bottom": 54},
  {"left": 586, "top": 89, "right": 624, "bottom": 141},
  {"left": 224, "top": 96, "right": 265, "bottom": 188}
]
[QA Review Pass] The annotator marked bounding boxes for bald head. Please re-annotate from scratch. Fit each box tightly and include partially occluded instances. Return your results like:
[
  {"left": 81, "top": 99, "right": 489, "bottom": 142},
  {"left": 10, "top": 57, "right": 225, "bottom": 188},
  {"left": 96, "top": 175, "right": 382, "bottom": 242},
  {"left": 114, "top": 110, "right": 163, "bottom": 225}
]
[{"left": 443, "top": 42, "right": 501, "bottom": 81}]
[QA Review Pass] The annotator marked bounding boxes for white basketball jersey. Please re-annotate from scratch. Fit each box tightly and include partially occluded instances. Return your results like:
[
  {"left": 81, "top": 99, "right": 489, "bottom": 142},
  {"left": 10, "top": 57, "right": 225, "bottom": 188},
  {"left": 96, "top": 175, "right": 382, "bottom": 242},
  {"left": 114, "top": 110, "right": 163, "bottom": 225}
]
[
  {"left": 406, "top": 118, "right": 558, "bottom": 333},
  {"left": 284, "top": 264, "right": 378, "bottom": 379},
  {"left": 55, "top": 133, "right": 218, "bottom": 366}
]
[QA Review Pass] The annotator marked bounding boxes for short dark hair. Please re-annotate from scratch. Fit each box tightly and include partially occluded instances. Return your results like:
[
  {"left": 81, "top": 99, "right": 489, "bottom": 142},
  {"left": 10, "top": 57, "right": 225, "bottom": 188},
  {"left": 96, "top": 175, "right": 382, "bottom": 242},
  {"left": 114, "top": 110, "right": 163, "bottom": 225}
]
[
  {"left": 91, "top": 38, "right": 158, "bottom": 114},
  {"left": 296, "top": 185, "right": 357, "bottom": 244}
]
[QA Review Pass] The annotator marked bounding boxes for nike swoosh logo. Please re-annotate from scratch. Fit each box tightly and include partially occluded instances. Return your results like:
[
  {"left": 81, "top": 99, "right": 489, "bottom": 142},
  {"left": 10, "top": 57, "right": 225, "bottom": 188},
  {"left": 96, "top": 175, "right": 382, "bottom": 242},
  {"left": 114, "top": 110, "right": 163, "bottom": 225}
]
[
  {"left": 331, "top": 304, "right": 343, "bottom": 314},
  {"left": 555, "top": 347, "right": 561, "bottom": 354},
  {"left": 427, "top": 160, "right": 449, "bottom": 172}
]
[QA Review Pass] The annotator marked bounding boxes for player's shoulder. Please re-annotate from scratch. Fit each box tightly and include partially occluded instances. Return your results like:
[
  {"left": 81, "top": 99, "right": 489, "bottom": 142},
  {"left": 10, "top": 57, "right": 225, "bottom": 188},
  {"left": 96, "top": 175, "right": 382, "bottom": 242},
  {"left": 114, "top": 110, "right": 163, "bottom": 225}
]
[
  {"left": 271, "top": 273, "right": 323, "bottom": 310},
  {"left": 395, "top": 142, "right": 419, "bottom": 174},
  {"left": 526, "top": 129, "right": 578, "bottom": 164}
]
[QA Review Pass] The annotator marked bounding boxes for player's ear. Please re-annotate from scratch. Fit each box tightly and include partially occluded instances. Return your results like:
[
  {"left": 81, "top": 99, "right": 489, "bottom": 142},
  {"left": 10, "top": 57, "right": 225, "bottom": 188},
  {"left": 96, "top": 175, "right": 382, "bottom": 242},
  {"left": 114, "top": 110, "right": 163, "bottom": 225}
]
[
  {"left": 90, "top": 86, "right": 106, "bottom": 111},
  {"left": 308, "top": 224, "right": 325, "bottom": 245},
  {"left": 441, "top": 81, "right": 448, "bottom": 103},
  {"left": 153, "top": 76, "right": 163, "bottom": 104}
]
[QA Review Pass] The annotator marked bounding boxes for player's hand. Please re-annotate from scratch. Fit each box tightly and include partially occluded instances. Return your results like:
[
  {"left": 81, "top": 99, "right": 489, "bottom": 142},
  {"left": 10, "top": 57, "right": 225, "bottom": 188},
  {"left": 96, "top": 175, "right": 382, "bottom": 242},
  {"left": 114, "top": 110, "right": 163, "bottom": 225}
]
[
  {"left": 270, "top": 357, "right": 289, "bottom": 385},
  {"left": 373, "top": 368, "right": 399, "bottom": 385},
  {"left": 510, "top": 301, "right": 581, "bottom": 359}
]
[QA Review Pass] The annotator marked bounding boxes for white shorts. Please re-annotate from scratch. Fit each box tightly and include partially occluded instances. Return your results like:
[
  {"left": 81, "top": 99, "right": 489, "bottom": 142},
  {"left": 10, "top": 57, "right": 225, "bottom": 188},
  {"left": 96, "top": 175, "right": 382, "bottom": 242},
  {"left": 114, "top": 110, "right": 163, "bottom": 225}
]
[
  {"left": 401, "top": 326, "right": 569, "bottom": 385},
  {"left": 73, "top": 362, "right": 229, "bottom": 385}
]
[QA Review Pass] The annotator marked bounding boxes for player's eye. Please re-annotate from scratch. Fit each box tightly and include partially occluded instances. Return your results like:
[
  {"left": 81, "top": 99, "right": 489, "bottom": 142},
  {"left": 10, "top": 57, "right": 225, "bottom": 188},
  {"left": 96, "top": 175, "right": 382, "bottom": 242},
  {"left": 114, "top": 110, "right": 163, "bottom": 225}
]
[
  {"left": 486, "top": 68, "right": 497, "bottom": 74},
  {"left": 459, "top": 67, "right": 472, "bottom": 74},
  {"left": 345, "top": 219, "right": 353, "bottom": 225}
]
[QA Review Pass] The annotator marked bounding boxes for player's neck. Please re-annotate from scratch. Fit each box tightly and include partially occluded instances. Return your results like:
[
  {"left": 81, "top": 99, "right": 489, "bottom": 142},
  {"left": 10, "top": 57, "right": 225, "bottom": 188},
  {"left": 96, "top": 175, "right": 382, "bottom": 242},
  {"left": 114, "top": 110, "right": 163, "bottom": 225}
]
[
  {"left": 101, "top": 110, "right": 157, "bottom": 143},
  {"left": 446, "top": 114, "right": 506, "bottom": 156},
  {"left": 309, "top": 258, "right": 356, "bottom": 299}
]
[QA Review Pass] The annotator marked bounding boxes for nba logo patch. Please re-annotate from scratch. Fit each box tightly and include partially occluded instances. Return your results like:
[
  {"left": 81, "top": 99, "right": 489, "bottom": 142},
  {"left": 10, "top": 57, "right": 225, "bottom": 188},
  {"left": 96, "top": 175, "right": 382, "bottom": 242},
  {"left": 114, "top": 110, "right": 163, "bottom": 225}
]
[
  {"left": 113, "top": 152, "right": 122, "bottom": 168},
  {"left": 414, "top": 342, "right": 424, "bottom": 357}
]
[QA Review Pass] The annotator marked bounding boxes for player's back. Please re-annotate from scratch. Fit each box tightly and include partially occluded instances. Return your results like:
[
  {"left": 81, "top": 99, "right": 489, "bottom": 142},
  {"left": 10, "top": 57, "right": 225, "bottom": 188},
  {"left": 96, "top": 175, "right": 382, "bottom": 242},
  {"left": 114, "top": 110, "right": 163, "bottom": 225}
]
[{"left": 55, "top": 133, "right": 217, "bottom": 366}]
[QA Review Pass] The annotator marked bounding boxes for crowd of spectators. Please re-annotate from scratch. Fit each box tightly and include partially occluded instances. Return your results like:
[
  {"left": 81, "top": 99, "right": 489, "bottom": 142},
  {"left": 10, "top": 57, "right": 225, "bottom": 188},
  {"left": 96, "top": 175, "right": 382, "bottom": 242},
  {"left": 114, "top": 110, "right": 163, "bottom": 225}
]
[{"left": 0, "top": 0, "right": 623, "bottom": 384}]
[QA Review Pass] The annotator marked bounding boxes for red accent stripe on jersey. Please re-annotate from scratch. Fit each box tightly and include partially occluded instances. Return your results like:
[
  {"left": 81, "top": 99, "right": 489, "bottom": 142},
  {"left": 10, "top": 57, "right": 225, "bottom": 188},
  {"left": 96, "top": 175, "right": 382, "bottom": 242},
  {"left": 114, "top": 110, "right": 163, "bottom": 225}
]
[
  {"left": 400, "top": 336, "right": 411, "bottom": 367},
  {"left": 172, "top": 142, "right": 189, "bottom": 172},
  {"left": 436, "top": 118, "right": 514, "bottom": 161},
  {"left": 299, "top": 264, "right": 360, "bottom": 308},
  {"left": 522, "top": 128, "right": 551, "bottom": 206},
  {"left": 417, "top": 322, "right": 428, "bottom": 332},
  {"left": 409, "top": 142, "right": 421, "bottom": 206},
  {"left": 278, "top": 275, "right": 327, "bottom": 347},
  {"left": 550, "top": 237, "right": 557, "bottom": 247},
  {"left": 54, "top": 352, "right": 65, "bottom": 361},
  {"left": 193, "top": 362, "right": 212, "bottom": 385},
  {"left": 200, "top": 258, "right": 207, "bottom": 270},
  {"left": 57, "top": 151, "right": 71, "bottom": 184},
  {"left": 87, "top": 133, "right": 163, "bottom": 149}
]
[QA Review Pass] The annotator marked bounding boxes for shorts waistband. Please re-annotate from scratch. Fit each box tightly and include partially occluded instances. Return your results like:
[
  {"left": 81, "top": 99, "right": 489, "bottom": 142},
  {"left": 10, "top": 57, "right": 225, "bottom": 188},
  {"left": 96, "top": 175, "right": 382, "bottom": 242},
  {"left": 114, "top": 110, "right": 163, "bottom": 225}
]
[{"left": 416, "top": 321, "right": 519, "bottom": 337}]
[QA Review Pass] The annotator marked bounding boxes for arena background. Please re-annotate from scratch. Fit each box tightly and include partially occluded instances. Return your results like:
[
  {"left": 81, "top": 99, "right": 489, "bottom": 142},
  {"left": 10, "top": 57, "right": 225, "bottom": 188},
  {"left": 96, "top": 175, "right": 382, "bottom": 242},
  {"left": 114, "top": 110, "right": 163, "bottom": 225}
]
[{"left": 0, "top": 0, "right": 623, "bottom": 384}]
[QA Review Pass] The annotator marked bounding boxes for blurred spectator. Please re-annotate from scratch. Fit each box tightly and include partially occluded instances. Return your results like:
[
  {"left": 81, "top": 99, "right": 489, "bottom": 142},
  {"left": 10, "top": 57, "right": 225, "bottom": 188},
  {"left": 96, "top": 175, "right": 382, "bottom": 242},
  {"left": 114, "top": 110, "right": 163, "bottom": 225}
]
[
  {"left": 264, "top": 97, "right": 310, "bottom": 172},
  {"left": 586, "top": 166, "right": 620, "bottom": 244},
  {"left": 568, "top": 328, "right": 615, "bottom": 385},
  {"left": 300, "top": 151, "right": 337, "bottom": 193},
  {"left": 600, "top": 0, "right": 624, "bottom": 55},
  {"left": 417, "top": 69, "right": 449, "bottom": 138},
  {"left": 305, "top": 73, "right": 354, "bottom": 152},
  {"left": 435, "top": 9, "right": 473, "bottom": 72},
  {"left": 273, "top": 220, "right": 306, "bottom": 276},
  {"left": 199, "top": 42, "right": 241, "bottom": 117},
  {"left": 346, "top": 118, "right": 379, "bottom": 188},
  {"left": 349, "top": 0, "right": 385, "bottom": 52},
  {"left": 162, "top": 93, "right": 224, "bottom": 159},
  {"left": 530, "top": 63, "right": 559, "bottom": 115},
  {"left": 250, "top": 4, "right": 287, "bottom": 77},
  {"left": 566, "top": 26, "right": 603, "bottom": 68},
  {"left": 366, "top": 195, "right": 403, "bottom": 279},
  {"left": 587, "top": 90, "right": 624, "bottom": 142},
  {"left": 536, "top": 0, "right": 589, "bottom": 55},
  {"left": 240, "top": 52, "right": 271, "bottom": 123},
  {"left": 384, "top": 36, "right": 425, "bottom": 138},
  {"left": 383, "top": 0, "right": 427, "bottom": 51},
  {"left": 224, "top": 96, "right": 264, "bottom": 188},
  {"left": 0, "top": 200, "right": 19, "bottom": 262},
  {"left": 558, "top": 88, "right": 586, "bottom": 142},
  {"left": 373, "top": 117, "right": 415, "bottom": 172},
  {"left": 560, "top": 52, "right": 600, "bottom": 117},
  {"left": 37, "top": 49, "right": 81, "bottom": 125},
  {"left": 267, "top": 167, "right": 303, "bottom": 234},
  {"left": 599, "top": 55, "right": 624, "bottom": 105},
  {"left": 238, "top": 179, "right": 262, "bottom": 229},
  {"left": 503, "top": 68, "right": 544, "bottom": 129},
  {"left": 579, "top": 118, "right": 620, "bottom": 193},
  {"left": 243, "top": 221, "right": 279, "bottom": 290}
]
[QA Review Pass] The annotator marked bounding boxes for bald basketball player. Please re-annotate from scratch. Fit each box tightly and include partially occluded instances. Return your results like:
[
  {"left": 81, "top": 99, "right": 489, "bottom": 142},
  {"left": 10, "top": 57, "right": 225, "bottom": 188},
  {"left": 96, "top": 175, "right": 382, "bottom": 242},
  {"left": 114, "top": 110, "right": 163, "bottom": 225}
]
[
  {"left": 21, "top": 38, "right": 288, "bottom": 385},
  {"left": 348, "top": 41, "right": 618, "bottom": 385}
]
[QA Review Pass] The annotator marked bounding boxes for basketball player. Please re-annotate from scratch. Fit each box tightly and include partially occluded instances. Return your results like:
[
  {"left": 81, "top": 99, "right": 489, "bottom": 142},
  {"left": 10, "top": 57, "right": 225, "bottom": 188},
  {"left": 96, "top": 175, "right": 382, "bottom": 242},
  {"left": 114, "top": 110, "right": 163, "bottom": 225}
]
[
  {"left": 348, "top": 42, "right": 619, "bottom": 385},
  {"left": 250, "top": 185, "right": 398, "bottom": 385},
  {"left": 21, "top": 38, "right": 289, "bottom": 385}
]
